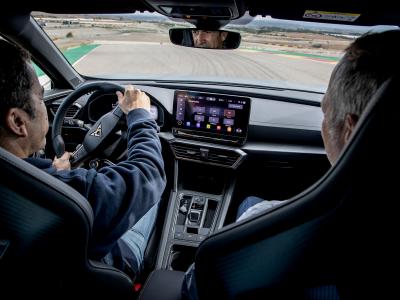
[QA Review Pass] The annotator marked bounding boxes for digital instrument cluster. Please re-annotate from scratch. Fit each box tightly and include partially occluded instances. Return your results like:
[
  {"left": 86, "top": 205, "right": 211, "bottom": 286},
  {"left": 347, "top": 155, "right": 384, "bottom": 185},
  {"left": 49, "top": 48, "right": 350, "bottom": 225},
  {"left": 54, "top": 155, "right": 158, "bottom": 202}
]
[{"left": 88, "top": 94, "right": 158, "bottom": 122}]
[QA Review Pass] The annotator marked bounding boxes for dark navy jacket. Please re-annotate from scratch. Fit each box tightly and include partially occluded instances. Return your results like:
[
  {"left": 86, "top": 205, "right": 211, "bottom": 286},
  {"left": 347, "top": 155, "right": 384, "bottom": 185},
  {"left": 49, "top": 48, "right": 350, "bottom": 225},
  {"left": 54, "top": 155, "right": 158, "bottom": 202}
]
[{"left": 25, "top": 109, "right": 166, "bottom": 273}]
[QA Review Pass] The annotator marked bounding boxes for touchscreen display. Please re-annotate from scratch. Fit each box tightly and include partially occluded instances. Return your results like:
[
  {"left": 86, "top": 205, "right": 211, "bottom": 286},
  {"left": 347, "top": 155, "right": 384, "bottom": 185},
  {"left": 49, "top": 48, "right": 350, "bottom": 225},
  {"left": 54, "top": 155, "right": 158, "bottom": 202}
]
[{"left": 173, "top": 90, "right": 251, "bottom": 144}]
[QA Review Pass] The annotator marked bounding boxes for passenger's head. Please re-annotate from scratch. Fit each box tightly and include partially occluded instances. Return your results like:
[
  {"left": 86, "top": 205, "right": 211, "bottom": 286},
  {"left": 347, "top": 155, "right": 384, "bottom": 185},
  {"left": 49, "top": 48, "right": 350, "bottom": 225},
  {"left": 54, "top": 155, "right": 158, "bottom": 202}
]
[
  {"left": 321, "top": 30, "right": 400, "bottom": 164},
  {"left": 0, "top": 39, "right": 48, "bottom": 157},
  {"left": 192, "top": 30, "right": 228, "bottom": 49}
]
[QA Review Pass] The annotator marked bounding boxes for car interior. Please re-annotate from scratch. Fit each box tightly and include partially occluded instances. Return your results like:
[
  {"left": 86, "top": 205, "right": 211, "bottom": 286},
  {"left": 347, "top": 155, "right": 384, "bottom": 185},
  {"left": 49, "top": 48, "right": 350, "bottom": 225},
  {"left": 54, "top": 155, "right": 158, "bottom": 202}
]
[{"left": 0, "top": 0, "right": 399, "bottom": 299}]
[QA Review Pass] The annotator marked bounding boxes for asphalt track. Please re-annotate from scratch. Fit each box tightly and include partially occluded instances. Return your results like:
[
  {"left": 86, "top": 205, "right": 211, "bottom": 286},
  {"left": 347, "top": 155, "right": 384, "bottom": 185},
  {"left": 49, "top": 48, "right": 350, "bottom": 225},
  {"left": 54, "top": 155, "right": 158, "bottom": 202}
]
[{"left": 75, "top": 42, "right": 336, "bottom": 88}]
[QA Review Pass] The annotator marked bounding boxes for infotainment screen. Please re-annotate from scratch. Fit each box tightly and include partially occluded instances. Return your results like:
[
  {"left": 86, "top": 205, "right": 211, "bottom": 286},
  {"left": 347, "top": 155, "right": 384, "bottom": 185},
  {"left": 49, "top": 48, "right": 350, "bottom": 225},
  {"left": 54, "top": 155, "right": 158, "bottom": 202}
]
[{"left": 173, "top": 90, "right": 251, "bottom": 145}]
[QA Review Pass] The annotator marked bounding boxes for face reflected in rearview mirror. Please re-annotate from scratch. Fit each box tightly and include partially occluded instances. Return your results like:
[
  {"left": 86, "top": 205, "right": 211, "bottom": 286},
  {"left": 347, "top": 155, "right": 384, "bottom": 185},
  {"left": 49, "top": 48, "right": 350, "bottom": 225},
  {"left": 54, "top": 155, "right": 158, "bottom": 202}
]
[
  {"left": 169, "top": 28, "right": 241, "bottom": 49},
  {"left": 192, "top": 30, "right": 228, "bottom": 49}
]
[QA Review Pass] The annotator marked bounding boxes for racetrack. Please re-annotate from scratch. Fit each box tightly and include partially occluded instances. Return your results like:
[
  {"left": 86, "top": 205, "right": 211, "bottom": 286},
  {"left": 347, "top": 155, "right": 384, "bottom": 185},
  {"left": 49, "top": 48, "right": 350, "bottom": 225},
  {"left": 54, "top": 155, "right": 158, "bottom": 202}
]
[{"left": 75, "top": 42, "right": 337, "bottom": 88}]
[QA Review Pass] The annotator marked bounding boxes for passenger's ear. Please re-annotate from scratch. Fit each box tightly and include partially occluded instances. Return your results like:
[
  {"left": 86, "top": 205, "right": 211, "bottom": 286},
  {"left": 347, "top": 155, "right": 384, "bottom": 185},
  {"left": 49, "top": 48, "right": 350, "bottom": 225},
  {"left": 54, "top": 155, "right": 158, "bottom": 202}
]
[
  {"left": 344, "top": 113, "right": 359, "bottom": 143},
  {"left": 5, "top": 108, "right": 28, "bottom": 137}
]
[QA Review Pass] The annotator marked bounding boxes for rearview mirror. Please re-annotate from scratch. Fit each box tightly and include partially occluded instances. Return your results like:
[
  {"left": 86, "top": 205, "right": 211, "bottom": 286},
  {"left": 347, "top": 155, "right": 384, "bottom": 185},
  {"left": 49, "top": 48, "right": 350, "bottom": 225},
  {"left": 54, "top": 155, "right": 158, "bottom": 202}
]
[{"left": 169, "top": 28, "right": 241, "bottom": 49}]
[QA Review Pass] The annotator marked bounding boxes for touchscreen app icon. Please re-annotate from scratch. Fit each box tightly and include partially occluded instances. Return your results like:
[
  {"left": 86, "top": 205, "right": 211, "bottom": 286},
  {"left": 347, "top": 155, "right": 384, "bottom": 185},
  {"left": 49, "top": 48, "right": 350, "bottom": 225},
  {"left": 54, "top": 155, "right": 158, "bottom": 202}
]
[{"left": 224, "top": 109, "right": 235, "bottom": 118}]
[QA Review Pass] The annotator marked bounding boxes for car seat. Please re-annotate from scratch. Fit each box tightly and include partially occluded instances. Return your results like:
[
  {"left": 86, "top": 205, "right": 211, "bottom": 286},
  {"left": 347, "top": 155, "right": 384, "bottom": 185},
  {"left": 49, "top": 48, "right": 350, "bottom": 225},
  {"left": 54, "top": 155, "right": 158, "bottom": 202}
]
[
  {"left": 193, "top": 76, "right": 399, "bottom": 299},
  {"left": 0, "top": 148, "right": 135, "bottom": 299}
]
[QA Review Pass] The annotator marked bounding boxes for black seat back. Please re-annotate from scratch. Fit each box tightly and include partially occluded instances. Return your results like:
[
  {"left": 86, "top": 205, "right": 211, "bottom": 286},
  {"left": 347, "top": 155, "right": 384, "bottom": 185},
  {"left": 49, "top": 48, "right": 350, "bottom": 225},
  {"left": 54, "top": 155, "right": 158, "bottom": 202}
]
[
  {"left": 0, "top": 149, "right": 134, "bottom": 298},
  {"left": 194, "top": 76, "right": 399, "bottom": 299}
]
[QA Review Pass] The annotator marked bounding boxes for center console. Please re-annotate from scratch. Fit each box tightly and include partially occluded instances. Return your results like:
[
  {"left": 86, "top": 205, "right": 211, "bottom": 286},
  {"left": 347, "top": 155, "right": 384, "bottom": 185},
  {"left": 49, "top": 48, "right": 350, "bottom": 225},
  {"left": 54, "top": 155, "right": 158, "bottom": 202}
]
[
  {"left": 157, "top": 160, "right": 241, "bottom": 271},
  {"left": 156, "top": 90, "right": 251, "bottom": 271}
]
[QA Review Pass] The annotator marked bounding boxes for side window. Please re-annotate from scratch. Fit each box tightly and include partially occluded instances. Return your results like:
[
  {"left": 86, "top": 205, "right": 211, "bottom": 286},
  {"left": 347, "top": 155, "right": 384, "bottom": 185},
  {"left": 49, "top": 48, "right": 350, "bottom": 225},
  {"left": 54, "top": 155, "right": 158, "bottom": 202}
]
[
  {"left": 33, "top": 63, "right": 52, "bottom": 91},
  {"left": 0, "top": 36, "right": 53, "bottom": 91}
]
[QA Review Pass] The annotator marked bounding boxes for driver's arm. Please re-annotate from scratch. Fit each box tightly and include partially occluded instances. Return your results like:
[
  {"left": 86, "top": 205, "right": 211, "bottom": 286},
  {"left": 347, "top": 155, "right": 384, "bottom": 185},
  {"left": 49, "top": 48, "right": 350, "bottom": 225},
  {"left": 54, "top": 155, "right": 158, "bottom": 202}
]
[
  {"left": 52, "top": 85, "right": 147, "bottom": 171},
  {"left": 47, "top": 85, "right": 166, "bottom": 261}
]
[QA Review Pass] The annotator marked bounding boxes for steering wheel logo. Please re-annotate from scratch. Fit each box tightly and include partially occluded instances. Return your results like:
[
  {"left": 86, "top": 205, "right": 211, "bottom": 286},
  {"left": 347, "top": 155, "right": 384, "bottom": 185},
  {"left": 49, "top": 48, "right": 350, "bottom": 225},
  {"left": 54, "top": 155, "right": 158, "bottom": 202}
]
[{"left": 90, "top": 124, "right": 102, "bottom": 137}]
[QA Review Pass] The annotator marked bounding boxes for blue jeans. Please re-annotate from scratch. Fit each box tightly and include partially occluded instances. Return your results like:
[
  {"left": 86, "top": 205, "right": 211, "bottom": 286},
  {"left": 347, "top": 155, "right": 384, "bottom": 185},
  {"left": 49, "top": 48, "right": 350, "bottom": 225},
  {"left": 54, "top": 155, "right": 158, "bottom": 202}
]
[
  {"left": 236, "top": 196, "right": 265, "bottom": 220},
  {"left": 103, "top": 203, "right": 158, "bottom": 275}
]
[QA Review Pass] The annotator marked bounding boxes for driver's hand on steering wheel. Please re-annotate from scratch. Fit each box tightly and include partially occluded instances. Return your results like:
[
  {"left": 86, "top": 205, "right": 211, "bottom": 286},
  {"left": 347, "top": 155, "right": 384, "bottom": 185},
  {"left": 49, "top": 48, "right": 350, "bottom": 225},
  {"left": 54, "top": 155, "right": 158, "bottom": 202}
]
[
  {"left": 116, "top": 85, "right": 151, "bottom": 114},
  {"left": 52, "top": 151, "right": 72, "bottom": 171}
]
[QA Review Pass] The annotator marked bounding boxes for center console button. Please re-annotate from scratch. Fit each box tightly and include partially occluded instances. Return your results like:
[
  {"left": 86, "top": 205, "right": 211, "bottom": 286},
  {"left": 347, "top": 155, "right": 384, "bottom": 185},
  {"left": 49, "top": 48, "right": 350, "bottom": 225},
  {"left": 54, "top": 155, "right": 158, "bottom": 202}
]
[{"left": 188, "top": 210, "right": 201, "bottom": 223}]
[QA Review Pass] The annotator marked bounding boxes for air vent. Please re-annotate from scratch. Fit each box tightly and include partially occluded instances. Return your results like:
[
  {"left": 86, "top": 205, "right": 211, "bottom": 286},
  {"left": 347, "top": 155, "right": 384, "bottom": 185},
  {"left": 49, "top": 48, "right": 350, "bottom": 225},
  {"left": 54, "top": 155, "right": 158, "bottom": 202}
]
[
  {"left": 50, "top": 103, "right": 80, "bottom": 118},
  {"left": 172, "top": 143, "right": 201, "bottom": 160},
  {"left": 171, "top": 142, "right": 246, "bottom": 168},
  {"left": 207, "top": 148, "right": 241, "bottom": 166}
]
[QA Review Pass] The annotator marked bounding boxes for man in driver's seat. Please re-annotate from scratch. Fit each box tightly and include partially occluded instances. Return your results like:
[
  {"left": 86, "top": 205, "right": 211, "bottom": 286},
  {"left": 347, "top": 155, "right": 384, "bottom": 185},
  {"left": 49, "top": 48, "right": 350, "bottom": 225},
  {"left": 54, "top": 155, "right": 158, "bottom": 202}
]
[{"left": 0, "top": 39, "right": 166, "bottom": 281}]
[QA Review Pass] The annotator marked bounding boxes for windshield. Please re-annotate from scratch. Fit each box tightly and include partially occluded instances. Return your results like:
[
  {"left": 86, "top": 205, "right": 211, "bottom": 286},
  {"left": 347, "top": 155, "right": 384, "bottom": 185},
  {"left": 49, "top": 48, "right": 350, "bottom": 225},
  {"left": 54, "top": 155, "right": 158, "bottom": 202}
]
[{"left": 33, "top": 12, "right": 376, "bottom": 91}]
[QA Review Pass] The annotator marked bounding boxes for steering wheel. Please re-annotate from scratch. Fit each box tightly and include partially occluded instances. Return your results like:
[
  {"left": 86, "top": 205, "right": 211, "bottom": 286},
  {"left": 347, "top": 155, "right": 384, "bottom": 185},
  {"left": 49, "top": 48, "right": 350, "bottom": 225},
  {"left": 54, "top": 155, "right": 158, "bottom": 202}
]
[{"left": 52, "top": 81, "right": 126, "bottom": 167}]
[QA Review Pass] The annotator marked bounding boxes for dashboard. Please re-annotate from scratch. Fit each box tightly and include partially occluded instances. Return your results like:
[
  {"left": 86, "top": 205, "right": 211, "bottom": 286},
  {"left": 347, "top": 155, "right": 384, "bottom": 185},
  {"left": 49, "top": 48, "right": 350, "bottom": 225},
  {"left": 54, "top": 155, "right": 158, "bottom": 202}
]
[{"left": 48, "top": 83, "right": 325, "bottom": 151}]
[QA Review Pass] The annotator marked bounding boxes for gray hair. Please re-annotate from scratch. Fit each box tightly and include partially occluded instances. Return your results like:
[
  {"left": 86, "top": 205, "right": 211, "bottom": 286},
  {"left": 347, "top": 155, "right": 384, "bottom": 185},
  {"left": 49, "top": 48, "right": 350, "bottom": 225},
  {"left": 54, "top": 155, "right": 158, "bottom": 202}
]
[{"left": 326, "top": 30, "right": 400, "bottom": 131}]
